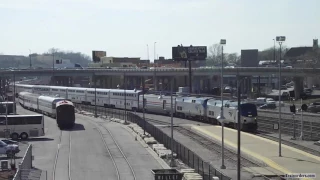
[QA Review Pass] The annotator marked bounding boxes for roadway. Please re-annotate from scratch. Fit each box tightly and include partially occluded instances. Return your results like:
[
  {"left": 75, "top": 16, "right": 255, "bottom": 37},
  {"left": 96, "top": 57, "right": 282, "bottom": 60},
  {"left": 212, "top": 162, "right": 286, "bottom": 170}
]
[
  {"left": 16, "top": 105, "right": 164, "bottom": 180},
  {"left": 2, "top": 67, "right": 320, "bottom": 77}
]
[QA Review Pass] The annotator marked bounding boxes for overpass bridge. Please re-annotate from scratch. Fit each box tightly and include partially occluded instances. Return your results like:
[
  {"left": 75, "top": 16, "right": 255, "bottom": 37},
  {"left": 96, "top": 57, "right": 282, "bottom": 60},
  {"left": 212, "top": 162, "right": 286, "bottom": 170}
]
[
  {"left": 0, "top": 67, "right": 318, "bottom": 77},
  {"left": 1, "top": 67, "right": 318, "bottom": 99}
]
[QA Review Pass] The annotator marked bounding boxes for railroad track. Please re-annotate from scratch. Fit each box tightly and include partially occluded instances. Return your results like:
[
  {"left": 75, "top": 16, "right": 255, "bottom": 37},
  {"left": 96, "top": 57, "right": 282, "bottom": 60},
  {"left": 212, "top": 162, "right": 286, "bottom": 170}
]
[
  {"left": 174, "top": 127, "right": 265, "bottom": 167},
  {"left": 255, "top": 131, "right": 320, "bottom": 157},
  {"left": 76, "top": 104, "right": 320, "bottom": 156},
  {"left": 257, "top": 116, "right": 320, "bottom": 140},
  {"left": 52, "top": 130, "right": 72, "bottom": 180},
  {"left": 91, "top": 120, "right": 136, "bottom": 180}
]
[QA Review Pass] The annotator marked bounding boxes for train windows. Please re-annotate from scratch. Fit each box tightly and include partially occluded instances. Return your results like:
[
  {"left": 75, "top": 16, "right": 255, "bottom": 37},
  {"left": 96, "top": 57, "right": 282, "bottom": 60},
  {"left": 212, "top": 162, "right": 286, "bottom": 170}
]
[
  {"left": 209, "top": 111, "right": 214, "bottom": 116},
  {"left": 177, "top": 106, "right": 182, "bottom": 110},
  {"left": 192, "top": 100, "right": 196, "bottom": 103}
]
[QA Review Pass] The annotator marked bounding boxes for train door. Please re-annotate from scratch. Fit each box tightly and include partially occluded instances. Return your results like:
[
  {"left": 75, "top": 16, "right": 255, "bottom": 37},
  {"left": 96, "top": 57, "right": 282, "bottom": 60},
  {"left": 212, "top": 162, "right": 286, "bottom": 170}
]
[{"left": 163, "top": 100, "right": 166, "bottom": 110}]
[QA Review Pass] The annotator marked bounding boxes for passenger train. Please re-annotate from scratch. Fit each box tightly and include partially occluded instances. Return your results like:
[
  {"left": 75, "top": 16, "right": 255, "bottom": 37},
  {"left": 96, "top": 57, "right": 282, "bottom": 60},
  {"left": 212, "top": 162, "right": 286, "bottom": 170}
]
[
  {"left": 18, "top": 92, "right": 75, "bottom": 129},
  {"left": 15, "top": 84, "right": 258, "bottom": 132}
]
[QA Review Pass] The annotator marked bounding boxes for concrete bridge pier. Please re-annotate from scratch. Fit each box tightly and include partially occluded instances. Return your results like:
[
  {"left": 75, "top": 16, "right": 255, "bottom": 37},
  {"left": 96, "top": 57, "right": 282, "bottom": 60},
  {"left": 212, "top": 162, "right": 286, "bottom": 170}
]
[{"left": 293, "top": 77, "right": 304, "bottom": 100}]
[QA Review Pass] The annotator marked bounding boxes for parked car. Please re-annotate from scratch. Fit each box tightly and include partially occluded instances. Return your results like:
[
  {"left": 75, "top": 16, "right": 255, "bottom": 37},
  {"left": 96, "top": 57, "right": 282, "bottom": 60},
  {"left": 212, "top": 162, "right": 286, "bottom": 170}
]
[
  {"left": 307, "top": 102, "right": 320, "bottom": 113},
  {"left": 0, "top": 140, "right": 20, "bottom": 157},
  {"left": 1, "top": 139, "right": 18, "bottom": 145},
  {"left": 259, "top": 103, "right": 277, "bottom": 110}
]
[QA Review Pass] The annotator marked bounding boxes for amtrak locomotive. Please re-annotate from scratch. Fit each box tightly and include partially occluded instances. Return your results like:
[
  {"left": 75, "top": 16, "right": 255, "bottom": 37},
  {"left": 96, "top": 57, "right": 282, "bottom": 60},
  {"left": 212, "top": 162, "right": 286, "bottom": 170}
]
[{"left": 15, "top": 84, "right": 258, "bottom": 131}]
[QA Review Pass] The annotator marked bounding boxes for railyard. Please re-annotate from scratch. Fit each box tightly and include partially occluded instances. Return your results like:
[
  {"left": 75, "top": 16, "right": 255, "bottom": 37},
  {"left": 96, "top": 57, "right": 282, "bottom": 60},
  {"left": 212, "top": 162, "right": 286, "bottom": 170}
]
[{"left": 11, "top": 105, "right": 167, "bottom": 180}]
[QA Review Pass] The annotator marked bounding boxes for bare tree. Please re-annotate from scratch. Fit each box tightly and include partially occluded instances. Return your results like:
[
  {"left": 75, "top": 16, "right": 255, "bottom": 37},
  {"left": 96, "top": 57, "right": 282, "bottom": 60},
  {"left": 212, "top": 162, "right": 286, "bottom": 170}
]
[
  {"left": 48, "top": 48, "right": 59, "bottom": 54},
  {"left": 297, "top": 49, "right": 320, "bottom": 68},
  {"left": 206, "top": 43, "right": 222, "bottom": 66},
  {"left": 258, "top": 46, "right": 288, "bottom": 61},
  {"left": 226, "top": 53, "right": 240, "bottom": 65}
]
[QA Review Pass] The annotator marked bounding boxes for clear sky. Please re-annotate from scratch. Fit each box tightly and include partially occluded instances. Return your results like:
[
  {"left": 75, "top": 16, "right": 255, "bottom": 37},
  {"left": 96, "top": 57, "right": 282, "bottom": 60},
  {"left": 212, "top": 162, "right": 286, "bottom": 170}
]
[{"left": 0, "top": 0, "right": 319, "bottom": 61}]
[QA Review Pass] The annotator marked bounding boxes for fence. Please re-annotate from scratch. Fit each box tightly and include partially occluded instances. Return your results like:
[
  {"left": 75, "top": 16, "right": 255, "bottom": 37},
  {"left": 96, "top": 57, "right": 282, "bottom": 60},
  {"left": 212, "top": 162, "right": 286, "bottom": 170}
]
[
  {"left": 13, "top": 144, "right": 33, "bottom": 180},
  {"left": 76, "top": 104, "right": 232, "bottom": 180}
]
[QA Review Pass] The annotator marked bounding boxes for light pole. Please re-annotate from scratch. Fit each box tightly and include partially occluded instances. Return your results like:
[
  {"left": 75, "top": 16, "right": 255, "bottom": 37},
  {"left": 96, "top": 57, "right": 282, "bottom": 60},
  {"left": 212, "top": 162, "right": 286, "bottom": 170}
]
[
  {"left": 218, "top": 39, "right": 226, "bottom": 169},
  {"left": 154, "top": 42, "right": 157, "bottom": 62},
  {"left": 94, "top": 75, "right": 98, "bottom": 118},
  {"left": 52, "top": 52, "right": 55, "bottom": 85},
  {"left": 236, "top": 76, "right": 246, "bottom": 180},
  {"left": 273, "top": 39, "right": 276, "bottom": 62},
  {"left": 13, "top": 72, "right": 16, "bottom": 114},
  {"left": 28, "top": 49, "right": 32, "bottom": 68},
  {"left": 153, "top": 42, "right": 157, "bottom": 90},
  {"left": 147, "top": 44, "right": 150, "bottom": 60},
  {"left": 276, "top": 36, "right": 286, "bottom": 157},
  {"left": 142, "top": 77, "right": 146, "bottom": 135},
  {"left": 169, "top": 78, "right": 175, "bottom": 167},
  {"left": 124, "top": 73, "right": 128, "bottom": 124}
]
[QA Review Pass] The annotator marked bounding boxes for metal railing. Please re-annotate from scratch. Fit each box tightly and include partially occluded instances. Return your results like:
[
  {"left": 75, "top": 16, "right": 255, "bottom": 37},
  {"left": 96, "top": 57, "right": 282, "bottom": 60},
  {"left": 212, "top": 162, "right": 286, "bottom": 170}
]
[
  {"left": 13, "top": 144, "right": 33, "bottom": 180},
  {"left": 76, "top": 104, "right": 232, "bottom": 180}
]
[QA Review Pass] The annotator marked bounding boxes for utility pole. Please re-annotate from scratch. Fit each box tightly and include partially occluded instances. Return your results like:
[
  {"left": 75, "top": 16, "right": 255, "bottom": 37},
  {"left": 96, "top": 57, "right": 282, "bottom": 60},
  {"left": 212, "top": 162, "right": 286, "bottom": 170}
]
[
  {"left": 170, "top": 78, "right": 175, "bottom": 167},
  {"left": 94, "top": 75, "right": 97, "bottom": 118},
  {"left": 218, "top": 39, "right": 226, "bottom": 169},
  {"left": 276, "top": 36, "right": 286, "bottom": 157}
]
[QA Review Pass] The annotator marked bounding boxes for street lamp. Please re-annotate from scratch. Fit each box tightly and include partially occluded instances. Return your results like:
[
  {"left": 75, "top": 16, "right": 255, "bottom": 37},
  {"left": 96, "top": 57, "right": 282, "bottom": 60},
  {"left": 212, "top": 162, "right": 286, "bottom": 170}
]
[
  {"left": 142, "top": 77, "right": 146, "bottom": 135},
  {"left": 94, "top": 75, "right": 98, "bottom": 118},
  {"left": 218, "top": 39, "right": 226, "bottom": 169},
  {"left": 28, "top": 49, "right": 32, "bottom": 68},
  {"left": 169, "top": 78, "right": 175, "bottom": 167},
  {"left": 153, "top": 42, "right": 157, "bottom": 90},
  {"left": 276, "top": 36, "right": 286, "bottom": 157},
  {"left": 52, "top": 52, "right": 55, "bottom": 85},
  {"left": 236, "top": 76, "right": 247, "bottom": 180},
  {"left": 147, "top": 44, "right": 150, "bottom": 60},
  {"left": 273, "top": 39, "right": 276, "bottom": 62},
  {"left": 124, "top": 73, "right": 129, "bottom": 125},
  {"left": 154, "top": 42, "right": 157, "bottom": 61}
]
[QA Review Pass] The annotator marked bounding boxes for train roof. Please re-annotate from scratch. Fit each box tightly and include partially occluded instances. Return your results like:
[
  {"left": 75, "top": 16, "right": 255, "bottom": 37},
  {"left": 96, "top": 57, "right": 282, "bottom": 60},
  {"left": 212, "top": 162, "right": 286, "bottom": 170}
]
[
  {"left": 176, "top": 96, "right": 213, "bottom": 103},
  {"left": 19, "top": 92, "right": 40, "bottom": 98},
  {"left": 109, "top": 89, "right": 141, "bottom": 93},
  {"left": 95, "top": 88, "right": 112, "bottom": 92},
  {"left": 56, "top": 100, "right": 74, "bottom": 107},
  {"left": 16, "top": 84, "right": 34, "bottom": 87},
  {"left": 38, "top": 95, "right": 66, "bottom": 102},
  {"left": 50, "top": 86, "right": 68, "bottom": 90},
  {"left": 207, "top": 99, "right": 256, "bottom": 107},
  {"left": 0, "top": 114, "right": 43, "bottom": 117},
  {"left": 33, "top": 85, "right": 50, "bottom": 89},
  {"left": 67, "top": 87, "right": 87, "bottom": 91}
]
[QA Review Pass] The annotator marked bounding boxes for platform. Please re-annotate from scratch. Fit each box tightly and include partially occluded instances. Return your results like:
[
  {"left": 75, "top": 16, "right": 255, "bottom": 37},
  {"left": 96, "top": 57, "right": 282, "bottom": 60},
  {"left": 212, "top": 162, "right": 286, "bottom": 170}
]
[{"left": 192, "top": 125, "right": 320, "bottom": 180}]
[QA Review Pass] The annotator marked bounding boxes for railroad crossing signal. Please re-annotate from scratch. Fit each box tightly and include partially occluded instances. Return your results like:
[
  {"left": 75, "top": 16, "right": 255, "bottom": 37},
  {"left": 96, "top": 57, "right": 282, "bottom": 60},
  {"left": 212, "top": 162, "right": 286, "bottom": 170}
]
[
  {"left": 301, "top": 104, "right": 308, "bottom": 111},
  {"left": 290, "top": 104, "right": 296, "bottom": 114}
]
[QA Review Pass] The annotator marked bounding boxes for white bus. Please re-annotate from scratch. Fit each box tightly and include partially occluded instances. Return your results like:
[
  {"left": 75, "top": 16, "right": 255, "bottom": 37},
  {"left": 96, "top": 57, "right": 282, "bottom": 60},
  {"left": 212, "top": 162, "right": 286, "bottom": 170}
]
[{"left": 0, "top": 115, "right": 45, "bottom": 140}]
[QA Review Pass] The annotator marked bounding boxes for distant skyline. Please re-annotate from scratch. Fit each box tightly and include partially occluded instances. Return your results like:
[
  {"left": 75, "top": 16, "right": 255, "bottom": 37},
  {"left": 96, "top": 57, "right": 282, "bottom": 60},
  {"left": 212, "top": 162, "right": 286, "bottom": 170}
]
[{"left": 0, "top": 0, "right": 319, "bottom": 61}]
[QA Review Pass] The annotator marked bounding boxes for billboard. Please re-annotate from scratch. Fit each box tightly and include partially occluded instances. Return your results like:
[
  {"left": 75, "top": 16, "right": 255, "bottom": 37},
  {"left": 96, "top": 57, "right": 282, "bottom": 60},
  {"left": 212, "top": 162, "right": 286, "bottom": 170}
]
[
  {"left": 172, "top": 46, "right": 207, "bottom": 61},
  {"left": 241, "top": 49, "right": 258, "bottom": 67},
  {"left": 92, "top": 51, "right": 106, "bottom": 62}
]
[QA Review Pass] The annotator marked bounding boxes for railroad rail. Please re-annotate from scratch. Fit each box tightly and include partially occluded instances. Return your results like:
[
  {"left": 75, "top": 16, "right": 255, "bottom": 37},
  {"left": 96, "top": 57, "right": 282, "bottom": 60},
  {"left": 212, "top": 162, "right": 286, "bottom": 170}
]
[{"left": 75, "top": 104, "right": 320, "bottom": 153}]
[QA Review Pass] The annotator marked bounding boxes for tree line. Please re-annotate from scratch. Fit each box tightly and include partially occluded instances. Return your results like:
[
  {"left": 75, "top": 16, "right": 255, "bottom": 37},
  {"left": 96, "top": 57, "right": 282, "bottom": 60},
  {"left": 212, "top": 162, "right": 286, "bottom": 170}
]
[
  {"left": 0, "top": 48, "right": 91, "bottom": 69},
  {"left": 206, "top": 43, "right": 289, "bottom": 66}
]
